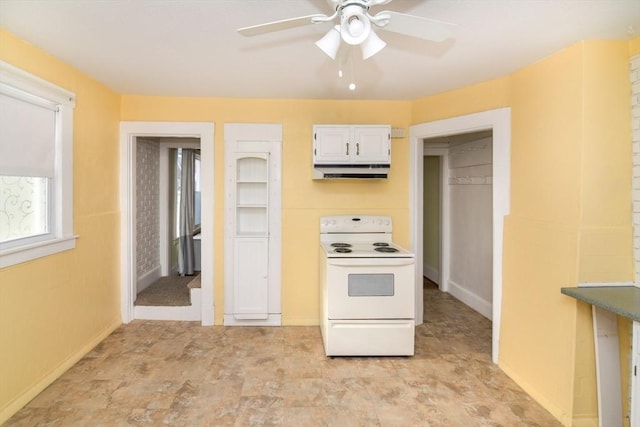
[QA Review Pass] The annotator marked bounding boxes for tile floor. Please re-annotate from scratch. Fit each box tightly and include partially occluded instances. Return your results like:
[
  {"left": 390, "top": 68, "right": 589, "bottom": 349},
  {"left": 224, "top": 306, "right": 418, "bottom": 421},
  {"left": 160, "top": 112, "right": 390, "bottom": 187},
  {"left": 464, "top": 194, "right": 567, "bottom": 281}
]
[{"left": 5, "top": 283, "right": 561, "bottom": 426}]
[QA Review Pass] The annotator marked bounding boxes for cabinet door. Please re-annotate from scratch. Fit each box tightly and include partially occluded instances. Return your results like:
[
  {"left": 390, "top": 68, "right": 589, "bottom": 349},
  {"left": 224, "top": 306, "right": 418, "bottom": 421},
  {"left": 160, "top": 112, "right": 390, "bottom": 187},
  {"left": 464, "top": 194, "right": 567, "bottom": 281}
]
[
  {"left": 313, "top": 126, "right": 351, "bottom": 163},
  {"left": 353, "top": 126, "right": 390, "bottom": 163},
  {"left": 233, "top": 237, "right": 269, "bottom": 319}
]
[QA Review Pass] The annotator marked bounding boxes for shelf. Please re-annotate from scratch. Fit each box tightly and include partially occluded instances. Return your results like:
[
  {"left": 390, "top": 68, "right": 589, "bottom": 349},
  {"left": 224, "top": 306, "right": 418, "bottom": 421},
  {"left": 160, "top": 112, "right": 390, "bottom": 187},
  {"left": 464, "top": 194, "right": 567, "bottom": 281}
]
[
  {"left": 237, "top": 207, "right": 267, "bottom": 235},
  {"left": 236, "top": 231, "right": 268, "bottom": 237},
  {"left": 237, "top": 157, "right": 268, "bottom": 182},
  {"left": 237, "top": 182, "right": 267, "bottom": 205}
]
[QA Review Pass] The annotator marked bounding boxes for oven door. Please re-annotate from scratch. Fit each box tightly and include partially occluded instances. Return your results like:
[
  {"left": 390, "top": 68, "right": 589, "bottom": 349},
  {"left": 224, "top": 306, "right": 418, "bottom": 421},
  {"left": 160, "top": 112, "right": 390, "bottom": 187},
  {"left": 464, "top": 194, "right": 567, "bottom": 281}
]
[{"left": 325, "top": 257, "right": 415, "bottom": 320}]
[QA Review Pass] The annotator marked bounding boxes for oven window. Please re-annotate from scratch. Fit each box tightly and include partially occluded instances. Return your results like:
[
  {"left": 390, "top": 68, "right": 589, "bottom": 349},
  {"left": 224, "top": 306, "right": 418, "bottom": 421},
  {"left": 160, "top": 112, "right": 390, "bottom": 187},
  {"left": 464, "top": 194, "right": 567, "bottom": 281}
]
[{"left": 348, "top": 274, "right": 394, "bottom": 297}]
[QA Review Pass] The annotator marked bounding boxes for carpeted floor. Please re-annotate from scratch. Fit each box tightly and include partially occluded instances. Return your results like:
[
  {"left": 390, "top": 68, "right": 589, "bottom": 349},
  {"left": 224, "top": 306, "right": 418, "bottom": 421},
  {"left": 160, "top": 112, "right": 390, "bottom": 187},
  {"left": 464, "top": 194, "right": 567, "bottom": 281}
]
[{"left": 134, "top": 274, "right": 200, "bottom": 307}]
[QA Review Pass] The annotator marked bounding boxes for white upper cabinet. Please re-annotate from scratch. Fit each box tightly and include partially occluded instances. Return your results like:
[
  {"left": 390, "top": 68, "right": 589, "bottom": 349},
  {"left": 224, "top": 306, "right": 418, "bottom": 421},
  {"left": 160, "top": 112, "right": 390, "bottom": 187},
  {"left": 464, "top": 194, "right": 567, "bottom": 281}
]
[{"left": 313, "top": 125, "right": 390, "bottom": 164}]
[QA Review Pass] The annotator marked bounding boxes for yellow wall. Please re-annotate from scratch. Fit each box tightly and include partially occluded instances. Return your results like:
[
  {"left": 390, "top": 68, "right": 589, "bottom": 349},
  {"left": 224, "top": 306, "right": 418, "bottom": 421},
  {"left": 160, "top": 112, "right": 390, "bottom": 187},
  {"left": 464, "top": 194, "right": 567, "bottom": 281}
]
[
  {"left": 579, "top": 40, "right": 632, "bottom": 281},
  {"left": 0, "top": 31, "right": 122, "bottom": 423},
  {"left": 120, "top": 97, "right": 412, "bottom": 325},
  {"left": 506, "top": 40, "right": 632, "bottom": 425},
  {"left": 630, "top": 36, "right": 640, "bottom": 56},
  {"left": 502, "top": 42, "right": 585, "bottom": 424},
  {"left": 411, "top": 40, "right": 634, "bottom": 425},
  {"left": 411, "top": 75, "right": 511, "bottom": 123}
]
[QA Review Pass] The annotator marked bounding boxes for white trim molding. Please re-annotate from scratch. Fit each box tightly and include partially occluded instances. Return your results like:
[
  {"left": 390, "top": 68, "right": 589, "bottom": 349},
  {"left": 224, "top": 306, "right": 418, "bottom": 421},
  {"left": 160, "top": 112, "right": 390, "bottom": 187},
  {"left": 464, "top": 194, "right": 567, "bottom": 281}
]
[
  {"left": 119, "top": 122, "right": 214, "bottom": 326},
  {"left": 410, "top": 107, "right": 511, "bottom": 364}
]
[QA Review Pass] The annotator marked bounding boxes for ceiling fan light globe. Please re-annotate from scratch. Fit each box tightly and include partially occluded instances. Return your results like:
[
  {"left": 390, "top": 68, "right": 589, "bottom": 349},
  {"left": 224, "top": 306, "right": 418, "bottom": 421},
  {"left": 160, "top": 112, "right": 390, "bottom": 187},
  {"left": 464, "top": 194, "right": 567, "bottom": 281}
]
[
  {"left": 315, "top": 25, "right": 341, "bottom": 59},
  {"left": 361, "top": 29, "right": 386, "bottom": 59},
  {"left": 340, "top": 5, "right": 370, "bottom": 45},
  {"left": 348, "top": 16, "right": 365, "bottom": 37}
]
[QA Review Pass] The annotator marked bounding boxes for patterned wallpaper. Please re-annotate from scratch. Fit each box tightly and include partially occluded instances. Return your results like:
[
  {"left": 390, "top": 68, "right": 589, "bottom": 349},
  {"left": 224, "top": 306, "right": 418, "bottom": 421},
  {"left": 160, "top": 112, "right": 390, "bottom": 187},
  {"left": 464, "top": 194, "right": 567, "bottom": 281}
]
[{"left": 136, "top": 138, "right": 160, "bottom": 279}]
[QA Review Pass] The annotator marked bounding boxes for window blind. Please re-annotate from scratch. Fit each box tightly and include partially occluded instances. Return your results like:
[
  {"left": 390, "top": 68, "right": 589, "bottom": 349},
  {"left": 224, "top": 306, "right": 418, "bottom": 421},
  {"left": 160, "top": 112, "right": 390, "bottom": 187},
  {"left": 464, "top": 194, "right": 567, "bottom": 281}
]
[{"left": 0, "top": 88, "right": 57, "bottom": 178}]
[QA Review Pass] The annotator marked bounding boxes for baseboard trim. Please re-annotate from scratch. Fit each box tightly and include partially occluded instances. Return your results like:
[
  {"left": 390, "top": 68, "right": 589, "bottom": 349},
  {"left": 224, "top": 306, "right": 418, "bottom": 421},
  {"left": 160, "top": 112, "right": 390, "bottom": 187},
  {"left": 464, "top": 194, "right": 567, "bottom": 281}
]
[
  {"left": 223, "top": 314, "right": 282, "bottom": 326},
  {"left": 447, "top": 279, "right": 492, "bottom": 320},
  {"left": 423, "top": 264, "right": 440, "bottom": 284},
  {"left": 0, "top": 317, "right": 121, "bottom": 425},
  {"left": 136, "top": 266, "right": 162, "bottom": 294},
  {"left": 282, "top": 316, "right": 320, "bottom": 326},
  {"left": 499, "top": 360, "right": 571, "bottom": 426},
  {"left": 570, "top": 415, "right": 599, "bottom": 427}
]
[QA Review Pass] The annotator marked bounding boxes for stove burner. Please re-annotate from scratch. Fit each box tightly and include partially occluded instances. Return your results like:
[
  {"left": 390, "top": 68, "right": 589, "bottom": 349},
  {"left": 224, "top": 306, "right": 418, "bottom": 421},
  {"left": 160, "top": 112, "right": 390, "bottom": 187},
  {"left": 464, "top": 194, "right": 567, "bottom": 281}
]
[
  {"left": 331, "top": 243, "right": 352, "bottom": 248},
  {"left": 374, "top": 247, "right": 399, "bottom": 253},
  {"left": 334, "top": 247, "right": 352, "bottom": 253},
  {"left": 373, "top": 242, "right": 389, "bottom": 247}
]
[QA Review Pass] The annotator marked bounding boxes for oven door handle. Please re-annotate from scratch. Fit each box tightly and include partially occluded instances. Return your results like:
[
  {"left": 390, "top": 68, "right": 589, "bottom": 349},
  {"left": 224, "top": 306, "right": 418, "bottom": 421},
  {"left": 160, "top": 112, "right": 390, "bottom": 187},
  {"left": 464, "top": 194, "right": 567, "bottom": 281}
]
[{"left": 326, "top": 258, "right": 414, "bottom": 267}]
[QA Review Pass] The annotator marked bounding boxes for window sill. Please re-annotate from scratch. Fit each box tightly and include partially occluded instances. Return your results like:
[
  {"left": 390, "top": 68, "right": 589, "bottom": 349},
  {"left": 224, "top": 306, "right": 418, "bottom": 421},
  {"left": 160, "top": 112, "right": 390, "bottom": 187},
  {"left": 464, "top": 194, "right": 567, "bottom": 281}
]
[{"left": 0, "top": 235, "right": 78, "bottom": 269}]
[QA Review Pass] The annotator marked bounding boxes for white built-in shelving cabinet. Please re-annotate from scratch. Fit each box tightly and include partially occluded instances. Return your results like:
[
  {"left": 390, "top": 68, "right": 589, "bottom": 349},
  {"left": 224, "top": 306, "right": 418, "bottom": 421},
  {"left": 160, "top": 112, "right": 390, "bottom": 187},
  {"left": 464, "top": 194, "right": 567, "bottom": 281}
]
[{"left": 224, "top": 124, "right": 282, "bottom": 326}]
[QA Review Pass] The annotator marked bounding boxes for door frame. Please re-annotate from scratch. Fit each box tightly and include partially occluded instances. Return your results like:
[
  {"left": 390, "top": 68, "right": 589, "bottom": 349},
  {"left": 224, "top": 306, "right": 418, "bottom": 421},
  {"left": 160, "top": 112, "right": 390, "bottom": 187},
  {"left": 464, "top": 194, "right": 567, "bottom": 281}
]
[
  {"left": 409, "top": 108, "right": 511, "bottom": 363},
  {"left": 119, "top": 121, "right": 214, "bottom": 325}
]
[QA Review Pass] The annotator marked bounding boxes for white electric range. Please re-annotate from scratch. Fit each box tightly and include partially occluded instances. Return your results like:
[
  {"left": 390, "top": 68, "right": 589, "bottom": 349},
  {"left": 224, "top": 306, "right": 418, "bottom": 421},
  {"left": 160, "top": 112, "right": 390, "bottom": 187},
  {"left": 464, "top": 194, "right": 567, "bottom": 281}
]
[{"left": 319, "top": 215, "right": 415, "bottom": 356}]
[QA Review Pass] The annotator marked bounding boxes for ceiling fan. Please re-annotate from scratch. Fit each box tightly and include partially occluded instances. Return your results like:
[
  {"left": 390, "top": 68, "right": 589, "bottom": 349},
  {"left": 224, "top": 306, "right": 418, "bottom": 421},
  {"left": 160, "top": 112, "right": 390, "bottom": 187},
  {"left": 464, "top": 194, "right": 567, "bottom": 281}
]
[{"left": 237, "top": 0, "right": 456, "bottom": 60}]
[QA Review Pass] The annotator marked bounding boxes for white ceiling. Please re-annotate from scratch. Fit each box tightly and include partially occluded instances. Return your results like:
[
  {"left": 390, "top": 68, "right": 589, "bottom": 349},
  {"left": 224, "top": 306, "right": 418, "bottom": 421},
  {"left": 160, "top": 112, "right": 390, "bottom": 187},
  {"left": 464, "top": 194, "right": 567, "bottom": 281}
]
[{"left": 1, "top": 0, "right": 638, "bottom": 100}]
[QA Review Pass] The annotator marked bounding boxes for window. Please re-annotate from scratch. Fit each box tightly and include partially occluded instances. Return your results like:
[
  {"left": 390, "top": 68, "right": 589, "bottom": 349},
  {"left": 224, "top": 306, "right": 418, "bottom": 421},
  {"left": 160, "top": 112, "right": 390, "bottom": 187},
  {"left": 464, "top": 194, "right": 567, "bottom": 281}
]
[{"left": 0, "top": 61, "right": 76, "bottom": 268}]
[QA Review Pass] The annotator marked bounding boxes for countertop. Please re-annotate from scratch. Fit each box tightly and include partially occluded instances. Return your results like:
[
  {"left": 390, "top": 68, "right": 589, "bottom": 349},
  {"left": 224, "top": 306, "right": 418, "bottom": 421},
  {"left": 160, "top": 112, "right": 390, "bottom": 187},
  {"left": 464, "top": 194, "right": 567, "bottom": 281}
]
[{"left": 561, "top": 286, "right": 640, "bottom": 322}]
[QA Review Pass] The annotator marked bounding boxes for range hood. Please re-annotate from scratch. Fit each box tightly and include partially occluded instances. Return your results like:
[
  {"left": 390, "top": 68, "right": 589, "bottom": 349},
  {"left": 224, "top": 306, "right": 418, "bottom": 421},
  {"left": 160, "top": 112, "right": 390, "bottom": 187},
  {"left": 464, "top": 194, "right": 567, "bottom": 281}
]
[{"left": 313, "top": 164, "right": 390, "bottom": 179}]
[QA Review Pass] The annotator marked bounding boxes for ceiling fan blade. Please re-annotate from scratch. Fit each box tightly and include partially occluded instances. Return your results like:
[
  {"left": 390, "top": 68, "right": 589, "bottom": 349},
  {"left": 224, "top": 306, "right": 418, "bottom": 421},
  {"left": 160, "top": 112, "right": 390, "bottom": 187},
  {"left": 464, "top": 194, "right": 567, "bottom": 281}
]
[
  {"left": 376, "top": 11, "right": 456, "bottom": 42},
  {"left": 238, "top": 14, "right": 327, "bottom": 37}
]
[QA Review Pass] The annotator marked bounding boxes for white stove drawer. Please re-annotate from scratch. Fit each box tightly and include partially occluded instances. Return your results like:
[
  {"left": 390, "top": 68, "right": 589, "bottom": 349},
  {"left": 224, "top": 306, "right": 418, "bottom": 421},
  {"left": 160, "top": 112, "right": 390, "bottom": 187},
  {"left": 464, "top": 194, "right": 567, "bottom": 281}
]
[{"left": 322, "top": 319, "right": 415, "bottom": 356}]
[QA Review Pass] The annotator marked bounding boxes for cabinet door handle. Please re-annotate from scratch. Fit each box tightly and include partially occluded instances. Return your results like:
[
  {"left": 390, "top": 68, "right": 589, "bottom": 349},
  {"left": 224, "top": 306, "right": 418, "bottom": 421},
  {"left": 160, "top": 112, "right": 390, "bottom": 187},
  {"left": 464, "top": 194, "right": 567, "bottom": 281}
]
[
  {"left": 356, "top": 142, "right": 360, "bottom": 156},
  {"left": 346, "top": 142, "right": 349, "bottom": 156}
]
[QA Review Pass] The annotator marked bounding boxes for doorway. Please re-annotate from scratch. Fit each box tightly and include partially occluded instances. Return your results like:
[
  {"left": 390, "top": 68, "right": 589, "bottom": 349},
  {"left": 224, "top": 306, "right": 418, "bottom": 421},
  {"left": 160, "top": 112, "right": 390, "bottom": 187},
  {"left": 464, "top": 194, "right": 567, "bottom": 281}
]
[
  {"left": 424, "top": 131, "right": 494, "bottom": 319},
  {"left": 120, "top": 122, "right": 214, "bottom": 326},
  {"left": 410, "top": 108, "right": 511, "bottom": 363},
  {"left": 133, "top": 140, "right": 202, "bottom": 318}
]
